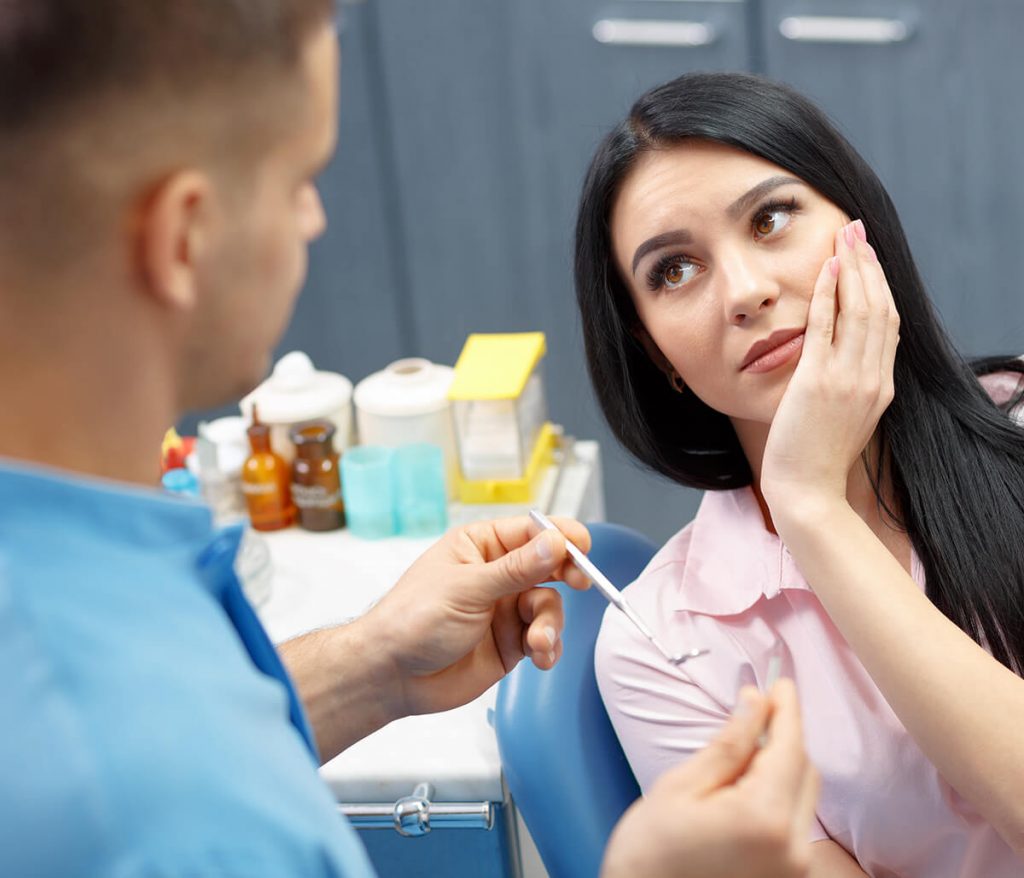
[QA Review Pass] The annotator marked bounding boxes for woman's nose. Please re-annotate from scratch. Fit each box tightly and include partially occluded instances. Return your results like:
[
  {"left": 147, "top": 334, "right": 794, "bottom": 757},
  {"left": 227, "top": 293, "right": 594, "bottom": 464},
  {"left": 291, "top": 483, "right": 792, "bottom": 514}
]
[{"left": 719, "top": 252, "right": 779, "bottom": 325}]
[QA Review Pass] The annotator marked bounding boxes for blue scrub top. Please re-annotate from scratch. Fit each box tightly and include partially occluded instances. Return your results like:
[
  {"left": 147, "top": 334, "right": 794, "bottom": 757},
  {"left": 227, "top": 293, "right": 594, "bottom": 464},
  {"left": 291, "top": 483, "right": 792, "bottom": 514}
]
[{"left": 0, "top": 460, "right": 377, "bottom": 877}]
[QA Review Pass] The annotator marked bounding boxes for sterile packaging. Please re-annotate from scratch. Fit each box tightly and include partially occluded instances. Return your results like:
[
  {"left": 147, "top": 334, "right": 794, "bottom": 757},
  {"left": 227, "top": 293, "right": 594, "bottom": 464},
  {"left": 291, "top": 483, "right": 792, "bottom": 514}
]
[{"left": 448, "top": 332, "right": 556, "bottom": 504}]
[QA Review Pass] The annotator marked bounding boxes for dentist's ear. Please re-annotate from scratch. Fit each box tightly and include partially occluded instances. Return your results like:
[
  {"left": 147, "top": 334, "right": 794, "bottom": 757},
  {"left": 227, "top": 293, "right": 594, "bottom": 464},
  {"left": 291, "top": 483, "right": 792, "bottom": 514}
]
[
  {"left": 134, "top": 169, "right": 213, "bottom": 313},
  {"left": 631, "top": 324, "right": 686, "bottom": 393}
]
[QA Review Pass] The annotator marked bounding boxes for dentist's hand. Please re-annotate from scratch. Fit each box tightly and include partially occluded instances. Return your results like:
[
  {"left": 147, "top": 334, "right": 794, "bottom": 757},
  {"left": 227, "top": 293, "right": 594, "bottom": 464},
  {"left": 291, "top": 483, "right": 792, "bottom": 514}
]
[
  {"left": 761, "top": 219, "right": 899, "bottom": 518},
  {"left": 602, "top": 681, "right": 819, "bottom": 878},
  {"left": 282, "top": 515, "right": 592, "bottom": 762},
  {"left": 366, "top": 515, "right": 592, "bottom": 718}
]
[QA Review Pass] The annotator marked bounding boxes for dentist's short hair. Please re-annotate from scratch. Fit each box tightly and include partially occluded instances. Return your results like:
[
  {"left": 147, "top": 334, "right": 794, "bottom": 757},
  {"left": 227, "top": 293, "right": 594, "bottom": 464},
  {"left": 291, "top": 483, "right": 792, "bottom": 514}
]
[
  {"left": 0, "top": 0, "right": 335, "bottom": 269},
  {"left": 0, "top": 0, "right": 334, "bottom": 133}
]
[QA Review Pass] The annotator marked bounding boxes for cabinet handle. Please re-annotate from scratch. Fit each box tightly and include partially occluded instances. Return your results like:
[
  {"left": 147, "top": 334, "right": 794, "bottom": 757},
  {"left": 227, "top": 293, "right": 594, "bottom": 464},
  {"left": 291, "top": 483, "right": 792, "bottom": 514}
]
[
  {"left": 339, "top": 783, "right": 495, "bottom": 835},
  {"left": 779, "top": 16, "right": 911, "bottom": 44},
  {"left": 592, "top": 18, "right": 718, "bottom": 47}
]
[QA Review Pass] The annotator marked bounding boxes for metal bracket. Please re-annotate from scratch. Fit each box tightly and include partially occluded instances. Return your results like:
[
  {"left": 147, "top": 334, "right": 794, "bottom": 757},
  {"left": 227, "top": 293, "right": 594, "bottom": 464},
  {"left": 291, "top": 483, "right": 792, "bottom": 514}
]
[
  {"left": 394, "top": 783, "right": 433, "bottom": 837},
  {"left": 339, "top": 783, "right": 495, "bottom": 836}
]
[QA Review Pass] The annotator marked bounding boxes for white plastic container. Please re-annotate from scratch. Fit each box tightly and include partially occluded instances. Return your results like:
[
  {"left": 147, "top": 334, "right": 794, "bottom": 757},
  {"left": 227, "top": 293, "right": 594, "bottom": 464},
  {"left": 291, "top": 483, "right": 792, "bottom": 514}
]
[
  {"left": 353, "top": 358, "right": 457, "bottom": 498},
  {"left": 197, "top": 416, "right": 249, "bottom": 476},
  {"left": 185, "top": 416, "right": 249, "bottom": 524},
  {"left": 239, "top": 351, "right": 353, "bottom": 462}
]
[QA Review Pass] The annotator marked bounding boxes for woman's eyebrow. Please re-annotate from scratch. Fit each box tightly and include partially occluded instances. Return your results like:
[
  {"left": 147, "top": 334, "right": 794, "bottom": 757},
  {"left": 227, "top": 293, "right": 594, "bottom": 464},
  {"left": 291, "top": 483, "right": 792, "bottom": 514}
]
[
  {"left": 631, "top": 229, "right": 693, "bottom": 276},
  {"left": 726, "top": 175, "right": 803, "bottom": 220}
]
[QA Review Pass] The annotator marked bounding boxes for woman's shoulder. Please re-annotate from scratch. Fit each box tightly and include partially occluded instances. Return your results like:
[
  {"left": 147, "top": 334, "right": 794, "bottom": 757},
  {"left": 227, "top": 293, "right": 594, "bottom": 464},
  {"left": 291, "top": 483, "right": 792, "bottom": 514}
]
[
  {"left": 624, "top": 487, "right": 756, "bottom": 589},
  {"left": 612, "top": 515, "right": 701, "bottom": 617},
  {"left": 594, "top": 522, "right": 695, "bottom": 662},
  {"left": 621, "top": 487, "right": 771, "bottom": 616},
  {"left": 636, "top": 518, "right": 697, "bottom": 583},
  {"left": 595, "top": 488, "right": 763, "bottom": 662}
]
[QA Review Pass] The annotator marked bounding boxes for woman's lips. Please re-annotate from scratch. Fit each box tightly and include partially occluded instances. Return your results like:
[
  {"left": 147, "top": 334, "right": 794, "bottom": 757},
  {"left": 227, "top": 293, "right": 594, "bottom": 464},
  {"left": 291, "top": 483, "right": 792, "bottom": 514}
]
[{"left": 741, "top": 331, "right": 806, "bottom": 374}]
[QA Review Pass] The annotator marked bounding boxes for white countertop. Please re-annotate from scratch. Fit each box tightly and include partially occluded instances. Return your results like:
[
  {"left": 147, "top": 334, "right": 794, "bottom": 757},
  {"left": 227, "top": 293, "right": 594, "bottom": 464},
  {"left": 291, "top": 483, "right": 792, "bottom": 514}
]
[{"left": 257, "top": 441, "right": 603, "bottom": 804}]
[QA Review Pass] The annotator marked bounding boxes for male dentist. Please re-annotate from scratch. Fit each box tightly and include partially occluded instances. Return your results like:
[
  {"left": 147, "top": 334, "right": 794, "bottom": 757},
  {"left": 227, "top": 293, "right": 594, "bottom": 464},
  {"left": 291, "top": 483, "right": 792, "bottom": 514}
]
[{"left": 0, "top": 1, "right": 817, "bottom": 875}]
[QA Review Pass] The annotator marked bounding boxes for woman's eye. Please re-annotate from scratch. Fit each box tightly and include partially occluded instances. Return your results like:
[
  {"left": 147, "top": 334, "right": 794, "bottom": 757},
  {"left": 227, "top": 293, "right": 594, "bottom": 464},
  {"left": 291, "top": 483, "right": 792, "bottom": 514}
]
[
  {"left": 753, "top": 208, "right": 792, "bottom": 238},
  {"left": 660, "top": 257, "right": 699, "bottom": 289}
]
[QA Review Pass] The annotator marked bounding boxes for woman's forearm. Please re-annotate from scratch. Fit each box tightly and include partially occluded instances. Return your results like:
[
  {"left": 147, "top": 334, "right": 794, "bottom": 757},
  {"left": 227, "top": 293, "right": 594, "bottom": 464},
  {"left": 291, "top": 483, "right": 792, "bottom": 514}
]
[{"left": 775, "top": 497, "right": 1024, "bottom": 855}]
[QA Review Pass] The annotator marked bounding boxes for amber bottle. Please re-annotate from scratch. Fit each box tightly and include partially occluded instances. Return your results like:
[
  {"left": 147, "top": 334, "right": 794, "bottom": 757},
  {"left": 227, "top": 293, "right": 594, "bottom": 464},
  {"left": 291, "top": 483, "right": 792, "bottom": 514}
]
[
  {"left": 241, "top": 406, "right": 294, "bottom": 531},
  {"left": 290, "top": 420, "right": 344, "bottom": 532}
]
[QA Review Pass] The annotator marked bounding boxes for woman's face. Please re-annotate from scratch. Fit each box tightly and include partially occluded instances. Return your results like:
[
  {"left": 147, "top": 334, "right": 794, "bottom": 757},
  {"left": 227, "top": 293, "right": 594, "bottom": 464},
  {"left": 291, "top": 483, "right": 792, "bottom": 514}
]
[{"left": 610, "top": 140, "right": 848, "bottom": 428}]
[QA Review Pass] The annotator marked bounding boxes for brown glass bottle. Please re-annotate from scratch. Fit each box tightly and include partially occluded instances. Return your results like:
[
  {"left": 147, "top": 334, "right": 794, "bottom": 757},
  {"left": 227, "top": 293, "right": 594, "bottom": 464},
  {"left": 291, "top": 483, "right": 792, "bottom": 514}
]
[
  {"left": 290, "top": 420, "right": 344, "bottom": 532},
  {"left": 242, "top": 406, "right": 294, "bottom": 531}
]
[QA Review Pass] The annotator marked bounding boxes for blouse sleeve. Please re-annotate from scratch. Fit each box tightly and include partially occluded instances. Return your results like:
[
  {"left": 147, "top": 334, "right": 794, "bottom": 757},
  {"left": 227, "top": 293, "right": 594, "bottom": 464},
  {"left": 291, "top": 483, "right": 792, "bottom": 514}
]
[
  {"left": 594, "top": 549, "right": 828, "bottom": 843},
  {"left": 594, "top": 597, "right": 732, "bottom": 792}
]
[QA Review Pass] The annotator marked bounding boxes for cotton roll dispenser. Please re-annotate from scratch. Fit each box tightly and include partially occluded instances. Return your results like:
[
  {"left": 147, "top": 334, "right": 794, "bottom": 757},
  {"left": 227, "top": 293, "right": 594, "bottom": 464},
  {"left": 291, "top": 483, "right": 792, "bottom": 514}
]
[
  {"left": 353, "top": 358, "right": 457, "bottom": 498},
  {"left": 448, "top": 332, "right": 556, "bottom": 504},
  {"left": 240, "top": 351, "right": 353, "bottom": 462}
]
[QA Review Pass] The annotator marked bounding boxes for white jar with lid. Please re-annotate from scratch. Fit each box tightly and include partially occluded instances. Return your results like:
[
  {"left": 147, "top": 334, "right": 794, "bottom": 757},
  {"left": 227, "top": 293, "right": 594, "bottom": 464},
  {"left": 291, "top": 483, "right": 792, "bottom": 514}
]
[
  {"left": 353, "top": 358, "right": 457, "bottom": 498},
  {"left": 240, "top": 351, "right": 353, "bottom": 462}
]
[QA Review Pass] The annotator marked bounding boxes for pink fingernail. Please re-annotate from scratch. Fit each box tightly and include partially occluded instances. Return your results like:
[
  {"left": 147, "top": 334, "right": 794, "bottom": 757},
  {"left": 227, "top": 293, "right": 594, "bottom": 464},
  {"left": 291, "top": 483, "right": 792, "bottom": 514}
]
[
  {"left": 843, "top": 223, "right": 856, "bottom": 247},
  {"left": 853, "top": 219, "right": 867, "bottom": 243},
  {"left": 865, "top": 243, "right": 878, "bottom": 262},
  {"left": 829, "top": 256, "right": 840, "bottom": 277}
]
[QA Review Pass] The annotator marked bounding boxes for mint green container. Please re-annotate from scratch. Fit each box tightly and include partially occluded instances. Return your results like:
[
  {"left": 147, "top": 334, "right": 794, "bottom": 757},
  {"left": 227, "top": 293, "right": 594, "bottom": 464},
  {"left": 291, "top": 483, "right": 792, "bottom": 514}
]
[
  {"left": 341, "top": 446, "right": 396, "bottom": 539},
  {"left": 394, "top": 444, "right": 448, "bottom": 537}
]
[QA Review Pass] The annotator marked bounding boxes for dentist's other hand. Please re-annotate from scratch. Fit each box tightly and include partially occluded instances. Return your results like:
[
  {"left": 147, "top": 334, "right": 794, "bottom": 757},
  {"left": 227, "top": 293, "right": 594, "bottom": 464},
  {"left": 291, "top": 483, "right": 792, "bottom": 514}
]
[
  {"left": 366, "top": 515, "right": 592, "bottom": 718},
  {"left": 602, "top": 680, "right": 819, "bottom": 878}
]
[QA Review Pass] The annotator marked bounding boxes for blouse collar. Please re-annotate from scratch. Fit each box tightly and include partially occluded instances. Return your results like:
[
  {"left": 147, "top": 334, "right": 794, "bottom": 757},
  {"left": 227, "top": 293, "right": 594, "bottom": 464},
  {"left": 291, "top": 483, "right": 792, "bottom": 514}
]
[{"left": 665, "top": 486, "right": 923, "bottom": 616}]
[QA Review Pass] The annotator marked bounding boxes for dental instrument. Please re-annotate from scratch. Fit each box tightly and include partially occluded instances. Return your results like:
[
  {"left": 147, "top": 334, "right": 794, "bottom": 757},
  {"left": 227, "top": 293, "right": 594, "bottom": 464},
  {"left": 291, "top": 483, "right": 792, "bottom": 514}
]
[
  {"left": 757, "top": 642, "right": 785, "bottom": 747},
  {"left": 529, "top": 509, "right": 709, "bottom": 666}
]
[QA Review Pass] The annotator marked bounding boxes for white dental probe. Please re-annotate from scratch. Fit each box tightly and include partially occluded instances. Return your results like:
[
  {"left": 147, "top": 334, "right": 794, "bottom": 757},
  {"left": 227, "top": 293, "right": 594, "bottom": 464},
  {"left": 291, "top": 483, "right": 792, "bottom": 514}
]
[{"left": 529, "top": 509, "right": 709, "bottom": 666}]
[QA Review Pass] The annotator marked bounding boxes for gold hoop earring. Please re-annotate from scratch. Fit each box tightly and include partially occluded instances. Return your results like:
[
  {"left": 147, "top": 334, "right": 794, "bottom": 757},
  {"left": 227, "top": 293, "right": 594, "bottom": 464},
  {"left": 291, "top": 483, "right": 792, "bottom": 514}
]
[{"left": 669, "top": 370, "right": 686, "bottom": 394}]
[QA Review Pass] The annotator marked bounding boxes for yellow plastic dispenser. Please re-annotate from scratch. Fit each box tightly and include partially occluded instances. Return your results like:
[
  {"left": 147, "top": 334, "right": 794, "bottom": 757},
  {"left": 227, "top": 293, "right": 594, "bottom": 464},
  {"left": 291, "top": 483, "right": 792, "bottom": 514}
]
[{"left": 448, "top": 332, "right": 556, "bottom": 504}]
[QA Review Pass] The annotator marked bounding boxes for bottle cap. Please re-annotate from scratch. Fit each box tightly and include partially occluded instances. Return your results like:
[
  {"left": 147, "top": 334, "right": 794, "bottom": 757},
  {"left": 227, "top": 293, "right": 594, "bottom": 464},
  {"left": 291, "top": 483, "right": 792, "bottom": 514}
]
[{"left": 290, "top": 419, "right": 336, "bottom": 453}]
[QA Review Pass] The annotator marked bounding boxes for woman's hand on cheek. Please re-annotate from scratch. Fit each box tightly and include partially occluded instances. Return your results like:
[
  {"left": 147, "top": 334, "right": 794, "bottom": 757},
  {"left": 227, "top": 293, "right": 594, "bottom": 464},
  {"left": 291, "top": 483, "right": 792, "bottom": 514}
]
[{"left": 760, "top": 219, "right": 900, "bottom": 519}]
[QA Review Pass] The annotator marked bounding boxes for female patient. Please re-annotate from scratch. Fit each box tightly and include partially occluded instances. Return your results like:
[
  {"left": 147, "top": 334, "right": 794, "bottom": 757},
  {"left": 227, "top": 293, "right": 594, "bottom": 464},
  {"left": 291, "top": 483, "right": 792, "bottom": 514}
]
[{"left": 578, "top": 72, "right": 1024, "bottom": 876}]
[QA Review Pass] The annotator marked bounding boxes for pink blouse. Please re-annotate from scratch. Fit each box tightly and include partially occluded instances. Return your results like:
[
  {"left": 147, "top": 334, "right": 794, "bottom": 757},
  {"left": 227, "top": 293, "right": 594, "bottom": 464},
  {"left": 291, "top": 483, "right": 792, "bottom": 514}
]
[{"left": 595, "top": 374, "right": 1024, "bottom": 878}]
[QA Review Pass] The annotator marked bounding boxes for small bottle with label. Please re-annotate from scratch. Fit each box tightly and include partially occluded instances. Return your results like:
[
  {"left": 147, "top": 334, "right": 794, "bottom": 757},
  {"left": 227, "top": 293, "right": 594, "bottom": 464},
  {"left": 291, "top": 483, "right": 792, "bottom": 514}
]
[
  {"left": 290, "top": 420, "right": 345, "bottom": 532},
  {"left": 242, "top": 405, "right": 294, "bottom": 531}
]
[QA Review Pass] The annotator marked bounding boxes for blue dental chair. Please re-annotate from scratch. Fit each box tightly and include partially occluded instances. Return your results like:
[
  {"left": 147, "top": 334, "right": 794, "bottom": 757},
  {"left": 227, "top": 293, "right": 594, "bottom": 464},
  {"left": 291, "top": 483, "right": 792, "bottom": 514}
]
[{"left": 495, "top": 522, "right": 657, "bottom": 878}]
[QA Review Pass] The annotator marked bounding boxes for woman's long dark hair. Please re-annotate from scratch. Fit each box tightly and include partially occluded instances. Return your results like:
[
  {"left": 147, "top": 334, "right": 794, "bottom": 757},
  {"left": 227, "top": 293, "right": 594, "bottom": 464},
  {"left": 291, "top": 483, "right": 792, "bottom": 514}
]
[{"left": 575, "top": 71, "right": 1024, "bottom": 672}]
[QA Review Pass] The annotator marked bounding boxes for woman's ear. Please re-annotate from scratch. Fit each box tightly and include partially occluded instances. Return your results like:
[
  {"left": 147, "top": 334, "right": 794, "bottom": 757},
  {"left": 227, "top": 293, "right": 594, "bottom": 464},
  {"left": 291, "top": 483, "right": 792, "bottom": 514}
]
[{"left": 631, "top": 324, "right": 686, "bottom": 393}]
